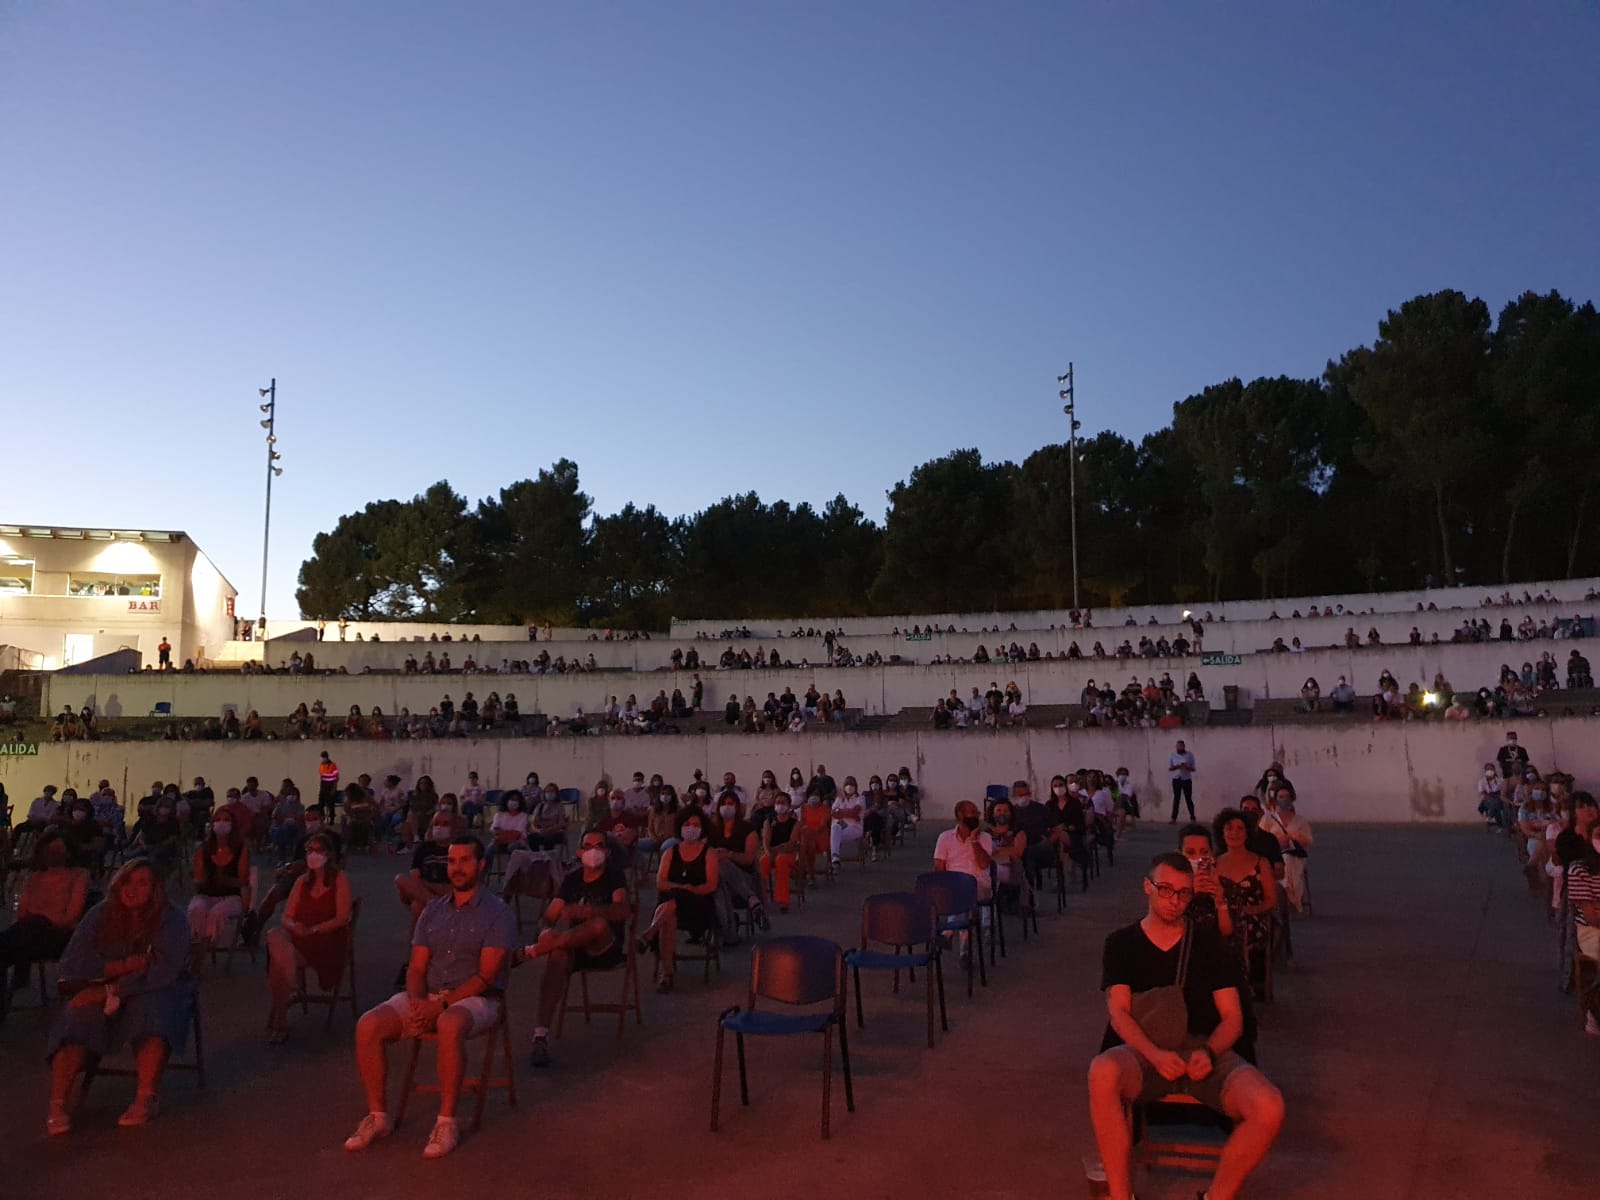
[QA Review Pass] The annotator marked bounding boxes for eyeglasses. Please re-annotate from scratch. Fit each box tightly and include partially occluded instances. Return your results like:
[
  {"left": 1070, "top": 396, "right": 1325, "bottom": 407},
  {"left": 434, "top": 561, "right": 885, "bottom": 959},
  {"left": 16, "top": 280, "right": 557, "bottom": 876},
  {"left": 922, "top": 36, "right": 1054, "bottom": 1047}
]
[{"left": 1150, "top": 883, "right": 1194, "bottom": 903}]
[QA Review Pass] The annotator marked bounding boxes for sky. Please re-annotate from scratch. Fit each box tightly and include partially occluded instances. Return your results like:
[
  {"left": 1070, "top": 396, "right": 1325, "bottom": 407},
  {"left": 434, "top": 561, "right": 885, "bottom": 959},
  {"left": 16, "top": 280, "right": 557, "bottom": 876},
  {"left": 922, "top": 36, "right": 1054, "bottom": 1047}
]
[{"left": 3, "top": 2, "right": 1597, "bottom": 618}]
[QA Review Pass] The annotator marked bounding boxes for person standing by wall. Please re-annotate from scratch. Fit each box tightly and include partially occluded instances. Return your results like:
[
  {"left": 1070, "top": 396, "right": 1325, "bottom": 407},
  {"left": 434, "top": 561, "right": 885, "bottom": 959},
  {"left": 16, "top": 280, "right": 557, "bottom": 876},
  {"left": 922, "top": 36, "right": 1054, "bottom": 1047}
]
[{"left": 1169, "top": 739, "right": 1197, "bottom": 823}]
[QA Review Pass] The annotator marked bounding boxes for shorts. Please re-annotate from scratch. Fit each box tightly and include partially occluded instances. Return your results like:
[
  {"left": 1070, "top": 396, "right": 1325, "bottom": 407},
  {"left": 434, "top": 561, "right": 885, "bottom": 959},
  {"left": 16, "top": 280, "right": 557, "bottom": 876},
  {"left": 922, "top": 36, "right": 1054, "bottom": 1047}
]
[
  {"left": 1578, "top": 923, "right": 1600, "bottom": 962},
  {"left": 573, "top": 941, "right": 626, "bottom": 972},
  {"left": 377, "top": 991, "right": 502, "bottom": 1037},
  {"left": 1108, "top": 1040, "right": 1252, "bottom": 1113}
]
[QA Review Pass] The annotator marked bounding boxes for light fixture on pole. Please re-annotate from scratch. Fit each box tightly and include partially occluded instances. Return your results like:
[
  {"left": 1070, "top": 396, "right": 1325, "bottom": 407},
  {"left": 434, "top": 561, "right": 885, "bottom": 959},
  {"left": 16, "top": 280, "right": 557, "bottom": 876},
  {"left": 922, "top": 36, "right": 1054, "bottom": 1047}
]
[
  {"left": 256, "top": 378, "right": 280, "bottom": 633},
  {"left": 1058, "top": 363, "right": 1081, "bottom": 610}
]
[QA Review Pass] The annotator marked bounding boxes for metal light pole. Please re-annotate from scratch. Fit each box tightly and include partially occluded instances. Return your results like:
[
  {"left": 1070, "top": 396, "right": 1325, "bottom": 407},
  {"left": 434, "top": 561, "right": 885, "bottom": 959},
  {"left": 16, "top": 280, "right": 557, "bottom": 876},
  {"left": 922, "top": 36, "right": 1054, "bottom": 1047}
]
[
  {"left": 1058, "top": 363, "right": 1081, "bottom": 610},
  {"left": 257, "top": 379, "right": 282, "bottom": 633}
]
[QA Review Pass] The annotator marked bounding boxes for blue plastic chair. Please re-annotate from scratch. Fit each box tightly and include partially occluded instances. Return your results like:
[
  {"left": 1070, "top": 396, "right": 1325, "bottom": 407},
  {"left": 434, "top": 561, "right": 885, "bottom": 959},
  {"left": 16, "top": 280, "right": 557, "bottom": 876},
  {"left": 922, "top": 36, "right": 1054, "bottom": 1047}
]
[
  {"left": 711, "top": 935, "right": 854, "bottom": 1139},
  {"left": 976, "top": 862, "right": 1006, "bottom": 966},
  {"left": 844, "top": 892, "right": 946, "bottom": 1047},
  {"left": 983, "top": 784, "right": 1009, "bottom": 815},
  {"left": 914, "top": 871, "right": 986, "bottom": 995},
  {"left": 557, "top": 787, "right": 582, "bottom": 825},
  {"left": 150, "top": 702, "right": 173, "bottom": 717}
]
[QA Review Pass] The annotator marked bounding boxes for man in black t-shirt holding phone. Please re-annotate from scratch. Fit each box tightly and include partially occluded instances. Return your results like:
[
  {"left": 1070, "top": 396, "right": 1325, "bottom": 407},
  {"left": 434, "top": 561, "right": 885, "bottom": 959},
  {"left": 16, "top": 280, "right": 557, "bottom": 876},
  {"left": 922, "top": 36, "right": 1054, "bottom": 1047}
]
[{"left": 1087, "top": 852, "right": 1284, "bottom": 1200}]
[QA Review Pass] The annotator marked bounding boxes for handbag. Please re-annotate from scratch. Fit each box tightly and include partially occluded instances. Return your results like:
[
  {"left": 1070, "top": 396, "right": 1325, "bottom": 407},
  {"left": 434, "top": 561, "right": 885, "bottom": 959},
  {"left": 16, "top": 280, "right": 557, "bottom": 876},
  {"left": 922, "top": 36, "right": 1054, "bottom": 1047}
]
[{"left": 1129, "top": 927, "right": 1192, "bottom": 1051}]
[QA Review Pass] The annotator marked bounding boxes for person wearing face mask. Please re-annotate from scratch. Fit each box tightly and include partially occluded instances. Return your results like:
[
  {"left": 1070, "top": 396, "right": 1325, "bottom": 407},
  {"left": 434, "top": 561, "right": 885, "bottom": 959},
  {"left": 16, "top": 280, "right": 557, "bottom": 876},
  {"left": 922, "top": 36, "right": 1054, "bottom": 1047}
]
[
  {"left": 1476, "top": 762, "right": 1508, "bottom": 830},
  {"left": 521, "top": 830, "right": 631, "bottom": 1068},
  {"left": 1045, "top": 775, "right": 1091, "bottom": 889},
  {"left": 828, "top": 777, "right": 867, "bottom": 867},
  {"left": 934, "top": 800, "right": 995, "bottom": 905},
  {"left": 528, "top": 786, "right": 569, "bottom": 852},
  {"left": 796, "top": 784, "right": 833, "bottom": 883},
  {"left": 622, "top": 771, "right": 652, "bottom": 813},
  {"left": 987, "top": 800, "right": 1032, "bottom": 916},
  {"left": 397, "top": 817, "right": 456, "bottom": 928},
  {"left": 269, "top": 784, "right": 307, "bottom": 867},
  {"left": 759, "top": 797, "right": 802, "bottom": 912},
  {"left": 1113, "top": 768, "right": 1140, "bottom": 833},
  {"left": 128, "top": 798, "right": 184, "bottom": 876},
  {"left": 603, "top": 788, "right": 645, "bottom": 854},
  {"left": 639, "top": 810, "right": 720, "bottom": 992},
  {"left": 402, "top": 776, "right": 440, "bottom": 847},
  {"left": 187, "top": 811, "right": 251, "bottom": 946},
  {"left": 708, "top": 793, "right": 767, "bottom": 941},
  {"left": 1517, "top": 776, "right": 1556, "bottom": 879},
  {"left": 749, "top": 771, "right": 782, "bottom": 834},
  {"left": 243, "top": 808, "right": 344, "bottom": 946},
  {"left": 1555, "top": 795, "right": 1600, "bottom": 1030},
  {"left": 1258, "top": 789, "right": 1313, "bottom": 914},
  {"left": 264, "top": 831, "right": 353, "bottom": 1044},
  {"left": 1497, "top": 731, "right": 1530, "bottom": 783},
  {"left": 490, "top": 789, "right": 531, "bottom": 852},
  {"left": 0, "top": 833, "right": 89, "bottom": 1022}
]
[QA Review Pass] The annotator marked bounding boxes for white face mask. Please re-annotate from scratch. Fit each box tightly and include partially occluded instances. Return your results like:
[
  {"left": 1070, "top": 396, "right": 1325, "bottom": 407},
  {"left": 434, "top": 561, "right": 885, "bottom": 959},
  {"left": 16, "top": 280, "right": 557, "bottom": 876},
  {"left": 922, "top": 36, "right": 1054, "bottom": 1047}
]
[
  {"left": 775, "top": 804, "right": 791, "bottom": 817},
  {"left": 845, "top": 786, "right": 856, "bottom": 796},
  {"left": 680, "top": 826, "right": 702, "bottom": 843},
  {"left": 507, "top": 801, "right": 520, "bottom": 812},
  {"left": 304, "top": 851, "right": 328, "bottom": 871},
  {"left": 212, "top": 821, "right": 231, "bottom": 836},
  {"left": 581, "top": 848, "right": 607, "bottom": 869},
  {"left": 719, "top": 805, "right": 737, "bottom": 820}
]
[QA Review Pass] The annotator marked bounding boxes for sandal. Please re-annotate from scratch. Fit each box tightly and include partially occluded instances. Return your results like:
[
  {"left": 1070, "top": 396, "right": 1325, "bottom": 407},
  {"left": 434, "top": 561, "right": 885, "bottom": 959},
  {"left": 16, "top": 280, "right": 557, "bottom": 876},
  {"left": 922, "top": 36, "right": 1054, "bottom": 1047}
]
[
  {"left": 636, "top": 932, "right": 660, "bottom": 957},
  {"left": 654, "top": 974, "right": 674, "bottom": 994}
]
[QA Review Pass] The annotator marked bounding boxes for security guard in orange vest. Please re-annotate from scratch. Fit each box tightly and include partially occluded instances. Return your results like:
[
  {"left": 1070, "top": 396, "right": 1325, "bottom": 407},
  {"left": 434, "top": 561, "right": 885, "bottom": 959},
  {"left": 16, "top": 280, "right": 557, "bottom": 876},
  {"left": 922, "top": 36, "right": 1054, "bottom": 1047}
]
[{"left": 317, "top": 750, "right": 341, "bottom": 818}]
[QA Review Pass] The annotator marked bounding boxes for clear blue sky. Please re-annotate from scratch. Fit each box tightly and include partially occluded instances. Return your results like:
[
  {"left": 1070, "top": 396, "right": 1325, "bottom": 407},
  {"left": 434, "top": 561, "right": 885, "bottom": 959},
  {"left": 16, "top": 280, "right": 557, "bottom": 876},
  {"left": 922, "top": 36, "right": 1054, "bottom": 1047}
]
[{"left": 3, "top": 3, "right": 1596, "bottom": 618}]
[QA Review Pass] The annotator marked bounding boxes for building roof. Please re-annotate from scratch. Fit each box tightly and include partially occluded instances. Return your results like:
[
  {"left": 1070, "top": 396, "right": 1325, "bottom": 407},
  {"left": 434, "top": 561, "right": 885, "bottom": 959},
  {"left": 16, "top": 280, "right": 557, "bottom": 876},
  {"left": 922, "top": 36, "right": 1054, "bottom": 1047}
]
[{"left": 0, "top": 525, "right": 238, "bottom": 595}]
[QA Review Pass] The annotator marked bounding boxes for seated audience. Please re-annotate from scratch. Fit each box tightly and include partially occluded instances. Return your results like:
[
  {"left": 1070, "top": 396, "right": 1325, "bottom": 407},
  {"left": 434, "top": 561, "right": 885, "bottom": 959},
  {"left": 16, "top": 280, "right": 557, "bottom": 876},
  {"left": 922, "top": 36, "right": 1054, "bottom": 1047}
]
[
  {"left": 0, "top": 833, "right": 89, "bottom": 1021},
  {"left": 522, "top": 829, "right": 630, "bottom": 1068},
  {"left": 638, "top": 809, "right": 719, "bottom": 993},
  {"left": 707, "top": 794, "right": 767, "bottom": 942},
  {"left": 397, "top": 817, "right": 455, "bottom": 928},
  {"left": 1215, "top": 806, "right": 1280, "bottom": 997},
  {"left": 343, "top": 838, "right": 514, "bottom": 1160},
  {"left": 187, "top": 811, "right": 251, "bottom": 947},
  {"left": 1086, "top": 853, "right": 1283, "bottom": 1200},
  {"left": 933, "top": 800, "right": 995, "bottom": 900},
  {"left": 265, "top": 830, "right": 354, "bottom": 1043},
  {"left": 46, "top": 860, "right": 193, "bottom": 1135}
]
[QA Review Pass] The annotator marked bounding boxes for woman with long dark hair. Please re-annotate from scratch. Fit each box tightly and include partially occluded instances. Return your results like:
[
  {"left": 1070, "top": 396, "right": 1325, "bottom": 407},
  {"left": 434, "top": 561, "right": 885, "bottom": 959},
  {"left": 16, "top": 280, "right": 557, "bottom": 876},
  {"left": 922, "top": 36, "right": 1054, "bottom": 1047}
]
[
  {"left": 46, "top": 859, "right": 191, "bottom": 1134},
  {"left": 264, "top": 831, "right": 353, "bottom": 1044}
]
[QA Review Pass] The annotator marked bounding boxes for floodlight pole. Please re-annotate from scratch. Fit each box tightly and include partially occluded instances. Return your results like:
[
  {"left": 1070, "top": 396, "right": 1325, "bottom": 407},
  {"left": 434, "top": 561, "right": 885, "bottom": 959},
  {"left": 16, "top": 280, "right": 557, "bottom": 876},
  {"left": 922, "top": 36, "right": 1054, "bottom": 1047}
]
[
  {"left": 1059, "top": 363, "right": 1080, "bottom": 610},
  {"left": 259, "top": 378, "right": 277, "bottom": 632}
]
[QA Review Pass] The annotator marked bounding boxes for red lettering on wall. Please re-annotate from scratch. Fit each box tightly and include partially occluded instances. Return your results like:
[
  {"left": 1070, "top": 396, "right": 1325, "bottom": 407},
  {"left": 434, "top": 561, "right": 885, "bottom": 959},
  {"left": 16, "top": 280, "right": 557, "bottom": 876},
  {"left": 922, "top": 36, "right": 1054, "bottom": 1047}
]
[{"left": 127, "top": 600, "right": 162, "bottom": 613}]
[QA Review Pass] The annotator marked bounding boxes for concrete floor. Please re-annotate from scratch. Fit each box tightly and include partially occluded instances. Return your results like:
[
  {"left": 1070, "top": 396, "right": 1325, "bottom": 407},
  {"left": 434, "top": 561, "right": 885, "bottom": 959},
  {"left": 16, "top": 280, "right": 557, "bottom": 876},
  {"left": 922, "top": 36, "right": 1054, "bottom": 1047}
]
[{"left": 4, "top": 821, "right": 1598, "bottom": 1200}]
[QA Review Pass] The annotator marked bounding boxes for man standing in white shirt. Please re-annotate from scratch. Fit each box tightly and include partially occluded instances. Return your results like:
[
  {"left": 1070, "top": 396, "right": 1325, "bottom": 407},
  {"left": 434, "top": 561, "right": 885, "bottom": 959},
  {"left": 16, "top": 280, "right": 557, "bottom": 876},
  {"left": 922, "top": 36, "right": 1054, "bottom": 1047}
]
[
  {"left": 933, "top": 800, "right": 995, "bottom": 899},
  {"left": 1168, "top": 740, "right": 1197, "bottom": 823}
]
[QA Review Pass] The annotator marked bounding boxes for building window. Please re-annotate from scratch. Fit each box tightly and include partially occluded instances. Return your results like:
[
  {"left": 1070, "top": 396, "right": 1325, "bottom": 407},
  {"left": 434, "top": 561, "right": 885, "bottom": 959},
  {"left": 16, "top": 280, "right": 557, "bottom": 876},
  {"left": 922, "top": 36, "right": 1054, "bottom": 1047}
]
[
  {"left": 68, "top": 574, "right": 162, "bottom": 598},
  {"left": 0, "top": 557, "right": 33, "bottom": 595}
]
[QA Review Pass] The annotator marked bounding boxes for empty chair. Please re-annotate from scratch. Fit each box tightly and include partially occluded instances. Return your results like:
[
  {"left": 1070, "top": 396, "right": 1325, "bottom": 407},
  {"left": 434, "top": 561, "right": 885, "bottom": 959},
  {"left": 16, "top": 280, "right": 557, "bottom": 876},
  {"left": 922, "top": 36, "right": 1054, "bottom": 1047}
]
[
  {"left": 845, "top": 892, "right": 946, "bottom": 1047},
  {"left": 913, "top": 871, "right": 986, "bottom": 995},
  {"left": 710, "top": 935, "right": 854, "bottom": 1139}
]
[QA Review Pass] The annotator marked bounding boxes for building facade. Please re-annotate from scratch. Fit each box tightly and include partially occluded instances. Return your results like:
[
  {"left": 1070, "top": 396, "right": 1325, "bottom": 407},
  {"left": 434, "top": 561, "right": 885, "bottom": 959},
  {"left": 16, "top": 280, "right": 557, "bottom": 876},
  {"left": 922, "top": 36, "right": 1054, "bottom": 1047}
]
[{"left": 0, "top": 525, "right": 236, "bottom": 669}]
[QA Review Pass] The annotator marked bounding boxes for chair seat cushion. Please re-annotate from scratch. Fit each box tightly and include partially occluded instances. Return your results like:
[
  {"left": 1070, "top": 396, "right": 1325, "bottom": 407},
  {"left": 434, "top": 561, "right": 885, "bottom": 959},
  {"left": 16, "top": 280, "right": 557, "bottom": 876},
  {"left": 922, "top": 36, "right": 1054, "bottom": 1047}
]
[
  {"left": 721, "top": 1009, "right": 835, "bottom": 1037},
  {"left": 845, "top": 949, "right": 932, "bottom": 971}
]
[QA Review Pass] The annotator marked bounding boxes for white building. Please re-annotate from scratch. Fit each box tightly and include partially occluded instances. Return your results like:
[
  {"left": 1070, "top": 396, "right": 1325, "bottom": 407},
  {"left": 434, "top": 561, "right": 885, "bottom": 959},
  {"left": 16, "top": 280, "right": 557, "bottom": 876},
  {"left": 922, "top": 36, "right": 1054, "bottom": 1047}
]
[{"left": 0, "top": 525, "right": 237, "bottom": 670}]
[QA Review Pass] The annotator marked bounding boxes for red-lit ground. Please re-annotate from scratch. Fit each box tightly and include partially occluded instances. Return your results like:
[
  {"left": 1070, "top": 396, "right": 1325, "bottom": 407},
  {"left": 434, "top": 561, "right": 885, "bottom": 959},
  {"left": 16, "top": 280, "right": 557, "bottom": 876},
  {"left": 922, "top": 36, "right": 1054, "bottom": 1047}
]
[{"left": 4, "top": 822, "right": 1596, "bottom": 1199}]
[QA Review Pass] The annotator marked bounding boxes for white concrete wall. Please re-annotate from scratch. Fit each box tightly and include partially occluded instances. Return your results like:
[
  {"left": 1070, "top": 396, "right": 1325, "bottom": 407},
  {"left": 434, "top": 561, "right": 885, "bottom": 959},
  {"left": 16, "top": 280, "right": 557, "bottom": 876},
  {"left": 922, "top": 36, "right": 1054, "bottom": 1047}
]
[
  {"left": 1, "top": 718, "right": 1587, "bottom": 827},
  {"left": 668, "top": 574, "right": 1600, "bottom": 639},
  {"left": 263, "top": 620, "right": 635, "bottom": 644},
  {"left": 42, "top": 635, "right": 1592, "bottom": 722}
]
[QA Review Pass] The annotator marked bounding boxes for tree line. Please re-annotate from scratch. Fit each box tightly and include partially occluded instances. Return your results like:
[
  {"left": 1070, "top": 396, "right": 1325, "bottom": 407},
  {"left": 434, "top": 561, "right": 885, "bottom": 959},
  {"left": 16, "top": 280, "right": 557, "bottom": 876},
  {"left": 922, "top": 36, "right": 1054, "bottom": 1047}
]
[{"left": 295, "top": 288, "right": 1600, "bottom": 625}]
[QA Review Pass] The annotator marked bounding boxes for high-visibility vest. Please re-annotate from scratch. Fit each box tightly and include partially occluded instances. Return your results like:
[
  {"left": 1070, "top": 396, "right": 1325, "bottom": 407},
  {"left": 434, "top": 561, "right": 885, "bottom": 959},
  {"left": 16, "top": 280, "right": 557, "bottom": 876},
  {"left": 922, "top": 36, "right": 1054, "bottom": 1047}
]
[{"left": 319, "top": 760, "right": 339, "bottom": 784}]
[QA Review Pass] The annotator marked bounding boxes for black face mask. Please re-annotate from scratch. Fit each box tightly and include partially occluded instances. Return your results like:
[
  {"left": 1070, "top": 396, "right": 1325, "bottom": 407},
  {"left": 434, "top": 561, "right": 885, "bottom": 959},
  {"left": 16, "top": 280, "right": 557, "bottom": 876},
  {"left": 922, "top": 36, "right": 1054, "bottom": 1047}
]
[{"left": 961, "top": 816, "right": 980, "bottom": 831}]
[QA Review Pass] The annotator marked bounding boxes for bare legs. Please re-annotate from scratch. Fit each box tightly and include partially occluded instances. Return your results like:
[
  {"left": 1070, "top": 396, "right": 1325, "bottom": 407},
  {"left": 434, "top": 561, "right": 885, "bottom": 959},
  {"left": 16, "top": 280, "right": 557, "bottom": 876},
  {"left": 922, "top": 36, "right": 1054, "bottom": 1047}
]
[
  {"left": 353, "top": 1002, "right": 470, "bottom": 1120},
  {"left": 530, "top": 917, "right": 613, "bottom": 1027},
  {"left": 639, "top": 901, "right": 679, "bottom": 980},
  {"left": 265, "top": 928, "right": 299, "bottom": 1032}
]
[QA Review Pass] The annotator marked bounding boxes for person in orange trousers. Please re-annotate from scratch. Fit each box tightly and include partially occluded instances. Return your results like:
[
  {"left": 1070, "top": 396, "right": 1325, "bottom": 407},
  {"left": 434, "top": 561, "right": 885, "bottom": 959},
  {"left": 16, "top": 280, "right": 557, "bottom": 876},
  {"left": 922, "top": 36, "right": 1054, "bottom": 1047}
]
[{"left": 760, "top": 802, "right": 803, "bottom": 910}]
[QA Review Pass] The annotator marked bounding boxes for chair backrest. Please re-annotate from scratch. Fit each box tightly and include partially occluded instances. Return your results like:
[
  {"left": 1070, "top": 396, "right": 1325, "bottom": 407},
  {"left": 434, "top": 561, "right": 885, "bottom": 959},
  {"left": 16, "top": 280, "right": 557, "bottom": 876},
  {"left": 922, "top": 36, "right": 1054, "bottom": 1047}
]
[
  {"left": 984, "top": 784, "right": 1009, "bottom": 804},
  {"left": 860, "top": 892, "right": 936, "bottom": 948},
  {"left": 153, "top": 702, "right": 173, "bottom": 716},
  {"left": 749, "top": 935, "right": 842, "bottom": 1009},
  {"left": 557, "top": 787, "right": 582, "bottom": 809},
  {"left": 915, "top": 870, "right": 978, "bottom": 918},
  {"left": 485, "top": 789, "right": 505, "bottom": 807}
]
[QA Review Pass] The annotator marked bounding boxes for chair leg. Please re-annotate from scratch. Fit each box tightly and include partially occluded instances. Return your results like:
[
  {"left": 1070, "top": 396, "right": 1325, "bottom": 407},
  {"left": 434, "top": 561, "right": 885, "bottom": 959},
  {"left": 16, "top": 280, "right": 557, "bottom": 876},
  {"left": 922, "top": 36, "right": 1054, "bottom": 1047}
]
[
  {"left": 471, "top": 1029, "right": 495, "bottom": 1132},
  {"left": 396, "top": 1040, "right": 422, "bottom": 1126},
  {"left": 503, "top": 1017, "right": 517, "bottom": 1109},
  {"left": 974, "top": 922, "right": 987, "bottom": 988},
  {"left": 934, "top": 952, "right": 948, "bottom": 1031},
  {"left": 710, "top": 1023, "right": 726, "bottom": 1132},
  {"left": 580, "top": 971, "right": 593, "bottom": 1026},
  {"left": 555, "top": 970, "right": 571, "bottom": 1036},
  {"left": 853, "top": 965, "right": 865, "bottom": 1029},
  {"left": 735, "top": 1032, "right": 749, "bottom": 1107},
  {"left": 192, "top": 998, "right": 207, "bottom": 1089},
  {"left": 925, "top": 962, "right": 935, "bottom": 1048},
  {"left": 821, "top": 1025, "right": 833, "bottom": 1140},
  {"left": 838, "top": 1017, "right": 855, "bottom": 1113}
]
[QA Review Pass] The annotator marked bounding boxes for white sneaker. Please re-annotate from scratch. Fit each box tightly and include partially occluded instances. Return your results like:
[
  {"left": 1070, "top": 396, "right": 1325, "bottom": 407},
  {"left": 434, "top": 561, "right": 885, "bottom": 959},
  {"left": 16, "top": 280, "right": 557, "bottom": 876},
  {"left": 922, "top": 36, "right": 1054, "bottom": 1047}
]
[
  {"left": 423, "top": 1117, "right": 460, "bottom": 1159},
  {"left": 1585, "top": 1012, "right": 1600, "bottom": 1037},
  {"left": 343, "top": 1111, "right": 393, "bottom": 1152}
]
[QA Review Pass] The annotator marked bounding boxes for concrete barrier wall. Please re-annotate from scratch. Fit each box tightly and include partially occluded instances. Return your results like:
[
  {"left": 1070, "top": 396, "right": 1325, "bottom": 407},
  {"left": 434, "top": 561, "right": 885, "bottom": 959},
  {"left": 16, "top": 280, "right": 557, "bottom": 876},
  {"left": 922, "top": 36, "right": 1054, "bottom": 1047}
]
[
  {"left": 238, "top": 602, "right": 1599, "bottom": 677},
  {"left": 669, "top": 574, "right": 1600, "bottom": 638},
  {"left": 1, "top": 718, "right": 1587, "bottom": 828},
  {"left": 41, "top": 636, "right": 1590, "bottom": 722}
]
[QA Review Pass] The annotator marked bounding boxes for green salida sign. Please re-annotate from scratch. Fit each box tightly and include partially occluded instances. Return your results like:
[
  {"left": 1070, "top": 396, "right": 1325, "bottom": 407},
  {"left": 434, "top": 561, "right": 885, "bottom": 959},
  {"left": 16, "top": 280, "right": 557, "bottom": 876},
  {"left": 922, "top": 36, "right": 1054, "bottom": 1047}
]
[
  {"left": 1200, "top": 653, "right": 1242, "bottom": 667},
  {"left": 0, "top": 742, "right": 40, "bottom": 757}
]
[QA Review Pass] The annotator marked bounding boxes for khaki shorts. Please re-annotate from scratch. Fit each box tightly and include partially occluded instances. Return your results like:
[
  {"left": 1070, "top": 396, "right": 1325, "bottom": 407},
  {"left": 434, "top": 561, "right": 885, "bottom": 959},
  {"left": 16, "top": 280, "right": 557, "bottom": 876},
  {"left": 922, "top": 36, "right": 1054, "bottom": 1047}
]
[
  {"left": 378, "top": 991, "right": 501, "bottom": 1037},
  {"left": 1578, "top": 923, "right": 1600, "bottom": 962},
  {"left": 1106, "top": 1039, "right": 1252, "bottom": 1114}
]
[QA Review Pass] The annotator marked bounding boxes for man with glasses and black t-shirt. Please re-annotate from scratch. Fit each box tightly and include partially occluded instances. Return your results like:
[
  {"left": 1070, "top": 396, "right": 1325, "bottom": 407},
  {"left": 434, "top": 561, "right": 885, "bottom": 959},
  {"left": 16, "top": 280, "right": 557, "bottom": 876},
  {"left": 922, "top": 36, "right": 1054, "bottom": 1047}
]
[{"left": 1086, "top": 852, "right": 1283, "bottom": 1200}]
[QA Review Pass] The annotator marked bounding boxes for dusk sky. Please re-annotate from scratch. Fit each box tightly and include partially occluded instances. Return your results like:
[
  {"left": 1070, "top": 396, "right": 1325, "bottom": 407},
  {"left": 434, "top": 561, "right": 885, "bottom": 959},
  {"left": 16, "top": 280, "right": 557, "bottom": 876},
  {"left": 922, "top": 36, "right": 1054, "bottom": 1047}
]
[{"left": 3, "top": 3, "right": 1596, "bottom": 618}]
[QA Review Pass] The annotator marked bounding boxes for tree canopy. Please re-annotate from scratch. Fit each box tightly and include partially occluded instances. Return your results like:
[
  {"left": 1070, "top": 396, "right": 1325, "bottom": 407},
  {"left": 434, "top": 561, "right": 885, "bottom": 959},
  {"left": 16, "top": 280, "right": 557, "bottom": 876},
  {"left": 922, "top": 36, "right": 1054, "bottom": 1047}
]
[{"left": 295, "top": 287, "right": 1600, "bottom": 622}]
